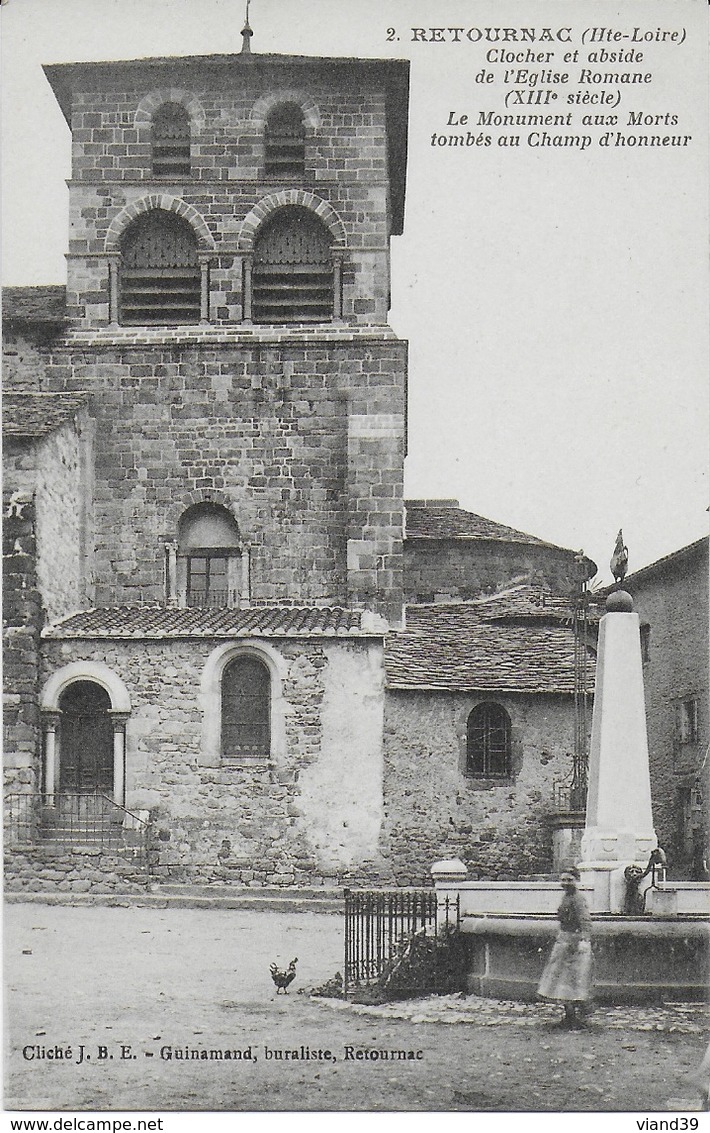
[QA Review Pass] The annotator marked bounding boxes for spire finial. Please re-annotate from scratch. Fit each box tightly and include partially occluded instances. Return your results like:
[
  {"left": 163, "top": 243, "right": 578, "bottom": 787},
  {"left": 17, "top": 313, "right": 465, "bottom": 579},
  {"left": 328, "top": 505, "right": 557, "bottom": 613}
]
[{"left": 240, "top": 0, "right": 253, "bottom": 54}]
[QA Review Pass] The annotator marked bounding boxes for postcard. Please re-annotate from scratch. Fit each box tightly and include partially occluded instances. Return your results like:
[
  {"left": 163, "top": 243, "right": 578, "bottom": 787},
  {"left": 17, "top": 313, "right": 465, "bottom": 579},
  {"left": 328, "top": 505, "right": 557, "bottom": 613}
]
[{"left": 2, "top": 0, "right": 708, "bottom": 1127}]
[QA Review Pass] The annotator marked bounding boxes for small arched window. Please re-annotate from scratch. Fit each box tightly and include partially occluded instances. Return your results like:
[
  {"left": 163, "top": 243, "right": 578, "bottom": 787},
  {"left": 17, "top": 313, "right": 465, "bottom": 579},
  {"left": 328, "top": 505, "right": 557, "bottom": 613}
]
[
  {"left": 253, "top": 206, "right": 333, "bottom": 324},
  {"left": 265, "top": 103, "right": 306, "bottom": 177},
  {"left": 177, "top": 503, "right": 243, "bottom": 608},
  {"left": 466, "top": 703, "right": 512, "bottom": 778},
  {"left": 152, "top": 102, "right": 191, "bottom": 177},
  {"left": 221, "top": 656, "right": 271, "bottom": 760},
  {"left": 119, "top": 210, "right": 200, "bottom": 325}
]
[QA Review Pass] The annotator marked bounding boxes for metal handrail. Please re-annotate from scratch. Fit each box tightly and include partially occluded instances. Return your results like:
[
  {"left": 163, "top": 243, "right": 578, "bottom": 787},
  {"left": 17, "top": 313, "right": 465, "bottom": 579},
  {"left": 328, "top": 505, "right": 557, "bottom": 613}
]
[
  {"left": 5, "top": 792, "right": 149, "bottom": 855},
  {"left": 95, "top": 793, "right": 149, "bottom": 828}
]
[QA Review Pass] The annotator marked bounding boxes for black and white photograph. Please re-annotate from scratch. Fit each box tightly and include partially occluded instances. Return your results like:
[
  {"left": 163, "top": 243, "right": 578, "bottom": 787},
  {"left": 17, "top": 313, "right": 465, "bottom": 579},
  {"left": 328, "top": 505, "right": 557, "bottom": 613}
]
[{"left": 2, "top": 0, "right": 708, "bottom": 1126}]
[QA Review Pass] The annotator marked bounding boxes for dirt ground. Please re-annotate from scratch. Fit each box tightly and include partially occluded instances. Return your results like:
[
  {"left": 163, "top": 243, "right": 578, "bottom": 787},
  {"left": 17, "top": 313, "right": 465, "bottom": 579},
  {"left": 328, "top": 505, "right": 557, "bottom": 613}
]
[{"left": 3, "top": 902, "right": 707, "bottom": 1114}]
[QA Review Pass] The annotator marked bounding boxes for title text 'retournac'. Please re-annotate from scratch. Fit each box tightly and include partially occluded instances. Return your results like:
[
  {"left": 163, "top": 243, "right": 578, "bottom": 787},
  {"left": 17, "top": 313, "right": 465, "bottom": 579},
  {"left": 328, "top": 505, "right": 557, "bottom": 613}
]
[{"left": 405, "top": 27, "right": 684, "bottom": 44}]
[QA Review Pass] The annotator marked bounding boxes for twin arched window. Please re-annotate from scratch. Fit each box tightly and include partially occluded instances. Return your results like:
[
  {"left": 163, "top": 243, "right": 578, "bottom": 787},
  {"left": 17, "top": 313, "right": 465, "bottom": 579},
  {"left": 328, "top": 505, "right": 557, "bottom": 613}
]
[
  {"left": 118, "top": 102, "right": 332, "bottom": 326},
  {"left": 466, "top": 703, "right": 512, "bottom": 778},
  {"left": 150, "top": 99, "right": 305, "bottom": 180}
]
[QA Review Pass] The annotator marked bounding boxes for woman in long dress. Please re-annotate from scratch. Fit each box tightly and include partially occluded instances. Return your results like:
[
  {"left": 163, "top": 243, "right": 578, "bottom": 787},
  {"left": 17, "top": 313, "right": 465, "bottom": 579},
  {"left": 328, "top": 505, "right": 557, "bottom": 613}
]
[{"left": 538, "top": 865, "right": 593, "bottom": 1027}]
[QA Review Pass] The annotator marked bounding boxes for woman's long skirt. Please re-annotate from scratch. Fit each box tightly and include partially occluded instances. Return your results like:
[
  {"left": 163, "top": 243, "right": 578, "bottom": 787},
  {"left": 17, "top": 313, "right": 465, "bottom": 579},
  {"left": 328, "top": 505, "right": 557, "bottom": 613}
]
[{"left": 537, "top": 931, "right": 592, "bottom": 1003}]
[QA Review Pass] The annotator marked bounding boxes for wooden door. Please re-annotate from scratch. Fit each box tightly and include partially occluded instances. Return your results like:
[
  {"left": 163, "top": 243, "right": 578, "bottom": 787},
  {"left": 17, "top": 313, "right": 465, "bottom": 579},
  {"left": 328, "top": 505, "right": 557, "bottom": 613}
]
[{"left": 59, "top": 681, "right": 114, "bottom": 793}]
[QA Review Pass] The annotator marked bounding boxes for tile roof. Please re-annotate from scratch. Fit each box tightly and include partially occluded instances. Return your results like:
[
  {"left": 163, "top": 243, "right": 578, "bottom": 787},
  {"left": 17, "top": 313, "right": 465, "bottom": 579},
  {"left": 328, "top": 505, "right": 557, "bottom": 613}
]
[
  {"left": 3, "top": 286, "right": 67, "bottom": 324},
  {"left": 405, "top": 503, "right": 560, "bottom": 547},
  {"left": 2, "top": 393, "right": 90, "bottom": 438},
  {"left": 43, "top": 605, "right": 367, "bottom": 640},
  {"left": 469, "top": 585, "right": 602, "bottom": 625},
  {"left": 386, "top": 599, "right": 596, "bottom": 694}
]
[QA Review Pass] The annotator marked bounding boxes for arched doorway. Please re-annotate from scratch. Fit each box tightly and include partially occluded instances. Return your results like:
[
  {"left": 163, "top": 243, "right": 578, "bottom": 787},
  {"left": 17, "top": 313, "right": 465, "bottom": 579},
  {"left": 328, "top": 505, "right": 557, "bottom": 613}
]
[{"left": 58, "top": 681, "right": 114, "bottom": 794}]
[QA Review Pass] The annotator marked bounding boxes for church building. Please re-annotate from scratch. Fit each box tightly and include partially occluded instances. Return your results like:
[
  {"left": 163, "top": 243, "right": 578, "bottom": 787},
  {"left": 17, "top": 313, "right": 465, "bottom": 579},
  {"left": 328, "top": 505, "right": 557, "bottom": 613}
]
[{"left": 3, "top": 30, "right": 596, "bottom": 892}]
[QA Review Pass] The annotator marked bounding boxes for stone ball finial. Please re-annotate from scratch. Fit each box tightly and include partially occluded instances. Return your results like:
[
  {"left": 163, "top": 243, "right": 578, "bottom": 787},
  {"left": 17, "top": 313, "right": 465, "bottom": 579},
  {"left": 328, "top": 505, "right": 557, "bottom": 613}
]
[{"left": 606, "top": 589, "right": 634, "bottom": 613}]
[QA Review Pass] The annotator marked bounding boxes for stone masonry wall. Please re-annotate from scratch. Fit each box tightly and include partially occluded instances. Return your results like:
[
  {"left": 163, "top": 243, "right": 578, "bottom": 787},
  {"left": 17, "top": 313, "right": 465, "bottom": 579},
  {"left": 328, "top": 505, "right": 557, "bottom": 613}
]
[
  {"left": 404, "top": 540, "right": 582, "bottom": 604},
  {"left": 35, "top": 418, "right": 90, "bottom": 622},
  {"left": 2, "top": 332, "right": 48, "bottom": 391},
  {"left": 627, "top": 542, "right": 709, "bottom": 867},
  {"left": 29, "top": 338, "right": 406, "bottom": 615},
  {"left": 381, "top": 691, "right": 577, "bottom": 884},
  {"left": 3, "top": 420, "right": 88, "bottom": 623},
  {"left": 2, "top": 496, "right": 42, "bottom": 800},
  {"left": 4, "top": 846, "right": 150, "bottom": 895},
  {"left": 39, "top": 635, "right": 387, "bottom": 885},
  {"left": 65, "top": 67, "right": 393, "bottom": 324}
]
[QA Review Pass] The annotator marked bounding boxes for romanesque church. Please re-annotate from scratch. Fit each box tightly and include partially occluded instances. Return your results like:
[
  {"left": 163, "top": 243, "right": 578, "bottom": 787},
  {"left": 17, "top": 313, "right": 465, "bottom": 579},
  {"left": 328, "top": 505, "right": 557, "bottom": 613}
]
[{"left": 3, "top": 31, "right": 598, "bottom": 892}]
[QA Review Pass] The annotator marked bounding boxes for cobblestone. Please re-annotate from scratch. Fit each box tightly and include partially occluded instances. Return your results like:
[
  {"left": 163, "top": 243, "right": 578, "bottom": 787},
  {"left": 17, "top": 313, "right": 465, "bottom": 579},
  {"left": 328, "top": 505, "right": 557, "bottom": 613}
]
[{"left": 314, "top": 993, "right": 708, "bottom": 1034}]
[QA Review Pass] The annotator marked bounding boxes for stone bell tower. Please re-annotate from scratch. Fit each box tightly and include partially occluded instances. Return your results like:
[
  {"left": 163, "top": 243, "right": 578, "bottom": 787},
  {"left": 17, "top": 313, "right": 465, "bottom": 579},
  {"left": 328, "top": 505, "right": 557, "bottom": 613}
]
[{"left": 41, "top": 33, "right": 410, "bottom": 623}]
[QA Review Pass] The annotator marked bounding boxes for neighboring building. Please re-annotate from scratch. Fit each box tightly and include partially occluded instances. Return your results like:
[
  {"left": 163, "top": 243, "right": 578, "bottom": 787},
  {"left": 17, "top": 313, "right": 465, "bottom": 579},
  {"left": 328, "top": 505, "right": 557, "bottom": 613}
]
[
  {"left": 382, "top": 588, "right": 598, "bottom": 883},
  {"left": 625, "top": 537, "right": 709, "bottom": 878},
  {"left": 2, "top": 35, "right": 596, "bottom": 892}
]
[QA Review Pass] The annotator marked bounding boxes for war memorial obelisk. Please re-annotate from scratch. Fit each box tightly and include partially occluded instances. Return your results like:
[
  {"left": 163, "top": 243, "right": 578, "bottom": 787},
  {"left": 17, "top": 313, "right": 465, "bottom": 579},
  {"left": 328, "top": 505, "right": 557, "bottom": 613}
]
[{"left": 580, "top": 538, "right": 658, "bottom": 912}]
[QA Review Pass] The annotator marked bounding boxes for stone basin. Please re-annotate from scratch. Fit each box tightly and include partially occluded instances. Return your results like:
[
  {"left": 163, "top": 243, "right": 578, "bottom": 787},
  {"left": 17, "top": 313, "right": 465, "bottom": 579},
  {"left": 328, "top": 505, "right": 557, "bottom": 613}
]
[{"left": 459, "top": 913, "right": 709, "bottom": 1003}]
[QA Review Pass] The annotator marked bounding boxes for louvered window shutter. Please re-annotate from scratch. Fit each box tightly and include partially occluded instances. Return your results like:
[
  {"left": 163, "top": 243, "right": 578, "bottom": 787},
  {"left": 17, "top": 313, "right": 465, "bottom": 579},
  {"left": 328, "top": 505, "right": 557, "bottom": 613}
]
[
  {"left": 152, "top": 102, "right": 191, "bottom": 177},
  {"left": 253, "top": 207, "right": 333, "bottom": 324},
  {"left": 265, "top": 104, "right": 305, "bottom": 177},
  {"left": 120, "top": 211, "right": 201, "bottom": 325}
]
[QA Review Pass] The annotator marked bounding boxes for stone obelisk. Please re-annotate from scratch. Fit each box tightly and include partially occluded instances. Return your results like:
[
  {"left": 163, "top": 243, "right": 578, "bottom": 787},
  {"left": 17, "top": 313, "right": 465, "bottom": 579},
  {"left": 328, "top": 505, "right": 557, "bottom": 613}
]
[{"left": 580, "top": 587, "right": 658, "bottom": 912}]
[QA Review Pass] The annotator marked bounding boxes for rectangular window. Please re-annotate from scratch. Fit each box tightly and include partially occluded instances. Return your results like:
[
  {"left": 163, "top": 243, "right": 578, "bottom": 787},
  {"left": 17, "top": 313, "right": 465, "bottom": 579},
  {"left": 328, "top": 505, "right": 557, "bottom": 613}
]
[
  {"left": 187, "top": 554, "right": 229, "bottom": 608},
  {"left": 677, "top": 697, "right": 699, "bottom": 744},
  {"left": 640, "top": 623, "right": 651, "bottom": 663}
]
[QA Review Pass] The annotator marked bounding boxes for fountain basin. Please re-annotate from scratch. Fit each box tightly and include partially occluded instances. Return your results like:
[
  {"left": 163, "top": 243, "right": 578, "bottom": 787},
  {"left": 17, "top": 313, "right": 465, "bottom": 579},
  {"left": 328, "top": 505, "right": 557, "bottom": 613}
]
[{"left": 459, "top": 914, "right": 708, "bottom": 1003}]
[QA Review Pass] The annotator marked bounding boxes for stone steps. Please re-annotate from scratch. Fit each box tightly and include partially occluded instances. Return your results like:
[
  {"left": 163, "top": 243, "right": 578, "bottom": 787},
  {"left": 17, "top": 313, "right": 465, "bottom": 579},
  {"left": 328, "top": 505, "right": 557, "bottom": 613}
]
[
  {"left": 152, "top": 883, "right": 345, "bottom": 911},
  {"left": 5, "top": 884, "right": 346, "bottom": 912}
]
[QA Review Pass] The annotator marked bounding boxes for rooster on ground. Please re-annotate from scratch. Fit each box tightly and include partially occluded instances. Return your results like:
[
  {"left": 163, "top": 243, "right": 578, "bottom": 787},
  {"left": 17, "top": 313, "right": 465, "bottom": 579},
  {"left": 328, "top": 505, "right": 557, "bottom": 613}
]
[{"left": 270, "top": 956, "right": 298, "bottom": 994}]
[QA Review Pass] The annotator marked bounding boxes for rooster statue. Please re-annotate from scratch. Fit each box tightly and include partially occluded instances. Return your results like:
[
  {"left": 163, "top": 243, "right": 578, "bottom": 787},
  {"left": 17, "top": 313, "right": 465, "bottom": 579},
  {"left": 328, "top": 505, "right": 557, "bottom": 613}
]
[
  {"left": 609, "top": 529, "right": 629, "bottom": 586},
  {"left": 270, "top": 956, "right": 298, "bottom": 994}
]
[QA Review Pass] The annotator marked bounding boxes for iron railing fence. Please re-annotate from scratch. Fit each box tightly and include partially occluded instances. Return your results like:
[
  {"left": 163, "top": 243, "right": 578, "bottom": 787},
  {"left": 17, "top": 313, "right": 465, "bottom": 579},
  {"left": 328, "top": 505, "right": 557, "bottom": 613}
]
[
  {"left": 552, "top": 752, "right": 589, "bottom": 814},
  {"left": 4, "top": 793, "right": 150, "bottom": 863},
  {"left": 4, "top": 793, "right": 41, "bottom": 846},
  {"left": 344, "top": 888, "right": 461, "bottom": 995}
]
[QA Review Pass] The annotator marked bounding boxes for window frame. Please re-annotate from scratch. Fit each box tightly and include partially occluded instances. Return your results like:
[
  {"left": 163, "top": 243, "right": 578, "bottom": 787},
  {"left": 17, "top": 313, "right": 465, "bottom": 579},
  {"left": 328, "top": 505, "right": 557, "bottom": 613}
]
[
  {"left": 186, "top": 551, "right": 232, "bottom": 608},
  {"left": 264, "top": 103, "right": 306, "bottom": 179},
  {"left": 220, "top": 654, "right": 271, "bottom": 762},
  {"left": 118, "top": 209, "right": 201, "bottom": 326},
  {"left": 200, "top": 642, "right": 287, "bottom": 769},
  {"left": 677, "top": 697, "right": 700, "bottom": 745},
  {"left": 465, "top": 702, "right": 513, "bottom": 781},
  {"left": 175, "top": 504, "right": 245, "bottom": 609},
  {"left": 250, "top": 206, "right": 337, "bottom": 325},
  {"left": 152, "top": 101, "right": 191, "bottom": 178}
]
